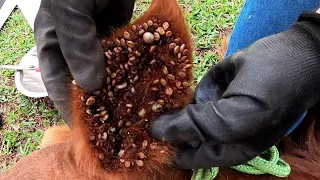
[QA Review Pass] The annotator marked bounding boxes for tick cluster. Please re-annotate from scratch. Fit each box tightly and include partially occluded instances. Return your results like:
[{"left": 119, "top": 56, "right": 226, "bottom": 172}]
[{"left": 79, "top": 17, "right": 193, "bottom": 171}]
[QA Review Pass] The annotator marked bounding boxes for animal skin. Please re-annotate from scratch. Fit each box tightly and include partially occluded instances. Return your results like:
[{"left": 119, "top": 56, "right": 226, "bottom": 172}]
[{"left": 2, "top": 0, "right": 320, "bottom": 179}]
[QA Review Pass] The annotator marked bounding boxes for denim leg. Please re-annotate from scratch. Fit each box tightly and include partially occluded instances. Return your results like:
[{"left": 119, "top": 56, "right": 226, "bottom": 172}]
[
  {"left": 226, "top": 0, "right": 320, "bottom": 57},
  {"left": 225, "top": 0, "right": 320, "bottom": 136}
]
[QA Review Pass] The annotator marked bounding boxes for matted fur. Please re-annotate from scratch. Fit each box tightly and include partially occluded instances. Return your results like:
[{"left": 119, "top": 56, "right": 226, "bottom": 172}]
[{"left": 68, "top": 0, "right": 194, "bottom": 178}]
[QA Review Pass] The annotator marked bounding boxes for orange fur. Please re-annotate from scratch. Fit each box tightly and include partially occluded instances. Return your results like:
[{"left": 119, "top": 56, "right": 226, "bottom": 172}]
[
  {"left": 0, "top": 122, "right": 189, "bottom": 179},
  {"left": 39, "top": 125, "right": 71, "bottom": 148}
]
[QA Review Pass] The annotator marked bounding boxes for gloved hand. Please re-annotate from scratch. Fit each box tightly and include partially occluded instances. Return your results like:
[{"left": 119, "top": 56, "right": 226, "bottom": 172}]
[
  {"left": 34, "top": 0, "right": 136, "bottom": 126},
  {"left": 150, "top": 12, "right": 320, "bottom": 169}
]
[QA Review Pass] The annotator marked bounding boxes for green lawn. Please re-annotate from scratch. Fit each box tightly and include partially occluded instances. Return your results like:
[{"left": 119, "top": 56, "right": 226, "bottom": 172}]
[{"left": 0, "top": 0, "right": 244, "bottom": 172}]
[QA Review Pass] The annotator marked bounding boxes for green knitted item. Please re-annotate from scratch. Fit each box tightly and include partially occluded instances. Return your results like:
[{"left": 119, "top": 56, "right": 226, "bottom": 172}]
[
  {"left": 191, "top": 168, "right": 219, "bottom": 180},
  {"left": 191, "top": 146, "right": 291, "bottom": 180}
]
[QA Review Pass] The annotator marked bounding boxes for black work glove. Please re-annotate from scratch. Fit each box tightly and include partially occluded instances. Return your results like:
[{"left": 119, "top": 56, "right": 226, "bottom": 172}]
[
  {"left": 34, "top": 0, "right": 136, "bottom": 126},
  {"left": 150, "top": 12, "right": 320, "bottom": 169}
]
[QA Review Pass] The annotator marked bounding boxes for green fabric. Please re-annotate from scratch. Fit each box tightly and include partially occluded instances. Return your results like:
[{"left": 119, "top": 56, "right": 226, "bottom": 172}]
[
  {"left": 191, "top": 146, "right": 291, "bottom": 180},
  {"left": 191, "top": 168, "right": 219, "bottom": 180}
]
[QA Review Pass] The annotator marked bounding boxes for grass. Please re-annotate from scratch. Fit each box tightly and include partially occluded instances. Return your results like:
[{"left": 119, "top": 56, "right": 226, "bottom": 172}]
[
  {"left": 0, "top": 9, "right": 62, "bottom": 171},
  {"left": 0, "top": 0, "right": 244, "bottom": 172}
]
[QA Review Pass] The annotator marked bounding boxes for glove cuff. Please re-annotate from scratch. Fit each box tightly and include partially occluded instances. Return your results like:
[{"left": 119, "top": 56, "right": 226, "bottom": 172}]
[
  {"left": 298, "top": 11, "right": 320, "bottom": 23},
  {"left": 296, "top": 11, "right": 320, "bottom": 43}
]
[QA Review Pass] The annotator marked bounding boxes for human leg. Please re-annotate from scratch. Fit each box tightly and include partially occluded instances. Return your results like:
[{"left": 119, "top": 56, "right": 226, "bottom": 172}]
[{"left": 226, "top": 0, "right": 320, "bottom": 56}]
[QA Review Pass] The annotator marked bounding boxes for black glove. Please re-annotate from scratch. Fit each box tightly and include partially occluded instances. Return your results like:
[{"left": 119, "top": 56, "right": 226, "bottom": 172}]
[
  {"left": 150, "top": 12, "right": 320, "bottom": 169},
  {"left": 34, "top": 0, "right": 136, "bottom": 126}
]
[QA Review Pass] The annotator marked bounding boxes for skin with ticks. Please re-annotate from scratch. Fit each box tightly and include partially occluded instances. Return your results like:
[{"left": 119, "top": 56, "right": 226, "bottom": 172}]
[{"left": 76, "top": 18, "right": 194, "bottom": 171}]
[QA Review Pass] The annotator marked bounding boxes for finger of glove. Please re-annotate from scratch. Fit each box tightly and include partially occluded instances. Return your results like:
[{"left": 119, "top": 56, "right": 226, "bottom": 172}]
[
  {"left": 34, "top": 4, "right": 74, "bottom": 125},
  {"left": 150, "top": 59, "right": 246, "bottom": 143},
  {"left": 52, "top": 95, "right": 73, "bottom": 127},
  {"left": 150, "top": 91, "right": 276, "bottom": 143},
  {"left": 149, "top": 103, "right": 232, "bottom": 143},
  {"left": 194, "top": 52, "right": 246, "bottom": 104},
  {"left": 149, "top": 76, "right": 226, "bottom": 142},
  {"left": 173, "top": 143, "right": 259, "bottom": 169},
  {"left": 193, "top": 62, "right": 235, "bottom": 104},
  {"left": 150, "top": 59, "right": 237, "bottom": 141},
  {"left": 51, "top": 0, "right": 106, "bottom": 93}
]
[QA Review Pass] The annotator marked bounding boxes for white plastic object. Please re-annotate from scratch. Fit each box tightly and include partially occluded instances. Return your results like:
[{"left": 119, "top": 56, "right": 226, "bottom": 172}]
[
  {"left": 17, "top": 0, "right": 41, "bottom": 31},
  {"left": 13, "top": 0, "right": 48, "bottom": 98},
  {"left": 14, "top": 46, "right": 48, "bottom": 98}
]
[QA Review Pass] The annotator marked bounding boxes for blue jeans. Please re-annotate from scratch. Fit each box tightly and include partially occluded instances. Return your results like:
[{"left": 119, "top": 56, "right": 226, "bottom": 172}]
[{"left": 226, "top": 0, "right": 320, "bottom": 136}]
